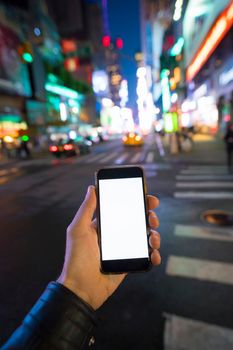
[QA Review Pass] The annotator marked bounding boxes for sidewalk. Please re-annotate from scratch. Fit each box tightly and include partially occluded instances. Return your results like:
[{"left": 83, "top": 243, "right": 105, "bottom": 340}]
[
  {"left": 163, "top": 133, "right": 227, "bottom": 166},
  {"left": 0, "top": 150, "right": 50, "bottom": 169}
]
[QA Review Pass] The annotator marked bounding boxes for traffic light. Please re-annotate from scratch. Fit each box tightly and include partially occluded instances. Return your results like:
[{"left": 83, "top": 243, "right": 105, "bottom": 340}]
[
  {"left": 18, "top": 42, "right": 33, "bottom": 63},
  {"left": 116, "top": 38, "right": 123, "bottom": 49},
  {"left": 102, "top": 35, "right": 111, "bottom": 47}
]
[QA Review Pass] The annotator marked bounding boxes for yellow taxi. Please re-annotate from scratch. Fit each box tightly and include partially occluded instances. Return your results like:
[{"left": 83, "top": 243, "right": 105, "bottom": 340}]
[{"left": 122, "top": 132, "right": 144, "bottom": 146}]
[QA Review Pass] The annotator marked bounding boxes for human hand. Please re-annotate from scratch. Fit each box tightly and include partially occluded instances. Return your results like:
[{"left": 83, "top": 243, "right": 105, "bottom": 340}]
[{"left": 57, "top": 186, "right": 161, "bottom": 310}]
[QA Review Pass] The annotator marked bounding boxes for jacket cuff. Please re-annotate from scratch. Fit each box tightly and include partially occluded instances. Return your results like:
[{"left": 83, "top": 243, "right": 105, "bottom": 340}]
[{"left": 24, "top": 281, "right": 96, "bottom": 348}]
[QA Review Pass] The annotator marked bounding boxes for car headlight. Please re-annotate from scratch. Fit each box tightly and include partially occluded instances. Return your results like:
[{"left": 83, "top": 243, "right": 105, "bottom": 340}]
[{"left": 135, "top": 135, "right": 142, "bottom": 141}]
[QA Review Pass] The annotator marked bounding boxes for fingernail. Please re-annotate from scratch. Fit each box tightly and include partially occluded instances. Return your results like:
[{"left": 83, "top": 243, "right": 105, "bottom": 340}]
[{"left": 87, "top": 185, "right": 94, "bottom": 196}]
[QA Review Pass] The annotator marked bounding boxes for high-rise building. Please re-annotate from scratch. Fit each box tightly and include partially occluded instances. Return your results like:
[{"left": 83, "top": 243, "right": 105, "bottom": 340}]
[{"left": 183, "top": 0, "right": 233, "bottom": 133}]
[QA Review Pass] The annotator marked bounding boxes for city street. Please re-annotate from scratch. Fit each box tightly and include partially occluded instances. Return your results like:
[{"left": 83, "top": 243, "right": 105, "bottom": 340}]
[{"left": 0, "top": 134, "right": 233, "bottom": 349}]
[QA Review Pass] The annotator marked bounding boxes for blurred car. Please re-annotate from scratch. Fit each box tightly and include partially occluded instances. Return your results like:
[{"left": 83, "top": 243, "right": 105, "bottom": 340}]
[
  {"left": 122, "top": 132, "right": 144, "bottom": 146},
  {"left": 75, "top": 137, "right": 92, "bottom": 155},
  {"left": 49, "top": 140, "right": 79, "bottom": 158}
]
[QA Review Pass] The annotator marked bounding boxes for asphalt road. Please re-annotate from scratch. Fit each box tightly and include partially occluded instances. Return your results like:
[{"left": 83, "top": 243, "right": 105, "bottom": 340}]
[{"left": 0, "top": 134, "right": 233, "bottom": 349}]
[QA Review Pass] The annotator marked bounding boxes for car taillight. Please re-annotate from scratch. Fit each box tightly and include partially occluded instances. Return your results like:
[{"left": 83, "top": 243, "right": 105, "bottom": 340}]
[
  {"left": 50, "top": 146, "right": 58, "bottom": 152},
  {"left": 64, "top": 144, "right": 74, "bottom": 151}
]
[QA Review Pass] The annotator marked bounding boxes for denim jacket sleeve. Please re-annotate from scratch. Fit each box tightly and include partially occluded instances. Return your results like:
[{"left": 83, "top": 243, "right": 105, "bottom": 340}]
[{"left": 1, "top": 282, "right": 96, "bottom": 349}]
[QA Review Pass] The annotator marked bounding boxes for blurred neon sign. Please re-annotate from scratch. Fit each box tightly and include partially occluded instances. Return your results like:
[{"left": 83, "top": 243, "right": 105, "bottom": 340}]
[
  {"left": 45, "top": 83, "right": 80, "bottom": 99},
  {"left": 187, "top": 2, "right": 233, "bottom": 82},
  {"left": 170, "top": 37, "right": 184, "bottom": 56}
]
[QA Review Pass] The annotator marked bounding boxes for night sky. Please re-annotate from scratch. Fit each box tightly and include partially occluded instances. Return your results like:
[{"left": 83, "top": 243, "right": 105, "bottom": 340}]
[{"left": 107, "top": 0, "right": 141, "bottom": 109}]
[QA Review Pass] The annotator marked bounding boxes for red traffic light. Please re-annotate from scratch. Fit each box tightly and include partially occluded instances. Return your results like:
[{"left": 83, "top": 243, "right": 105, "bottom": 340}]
[
  {"left": 116, "top": 38, "right": 123, "bottom": 49},
  {"left": 102, "top": 35, "right": 111, "bottom": 47}
]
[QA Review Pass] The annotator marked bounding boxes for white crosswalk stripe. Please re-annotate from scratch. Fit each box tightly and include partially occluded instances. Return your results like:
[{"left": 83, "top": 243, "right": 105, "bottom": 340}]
[
  {"left": 85, "top": 153, "right": 107, "bottom": 163},
  {"left": 180, "top": 169, "right": 228, "bottom": 174},
  {"left": 174, "top": 224, "right": 233, "bottom": 242},
  {"left": 174, "top": 165, "right": 233, "bottom": 199},
  {"left": 146, "top": 151, "right": 154, "bottom": 163},
  {"left": 176, "top": 181, "right": 233, "bottom": 188},
  {"left": 164, "top": 314, "right": 233, "bottom": 350},
  {"left": 114, "top": 153, "right": 129, "bottom": 164},
  {"left": 166, "top": 255, "right": 233, "bottom": 286},
  {"left": 130, "top": 152, "right": 141, "bottom": 163},
  {"left": 174, "top": 191, "right": 233, "bottom": 199},
  {"left": 99, "top": 152, "right": 118, "bottom": 163},
  {"left": 187, "top": 165, "right": 228, "bottom": 170},
  {"left": 176, "top": 174, "right": 233, "bottom": 180}
]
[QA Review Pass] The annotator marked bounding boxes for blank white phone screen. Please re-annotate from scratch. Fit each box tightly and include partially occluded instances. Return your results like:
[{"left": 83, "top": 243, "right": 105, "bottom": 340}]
[{"left": 99, "top": 177, "right": 149, "bottom": 261}]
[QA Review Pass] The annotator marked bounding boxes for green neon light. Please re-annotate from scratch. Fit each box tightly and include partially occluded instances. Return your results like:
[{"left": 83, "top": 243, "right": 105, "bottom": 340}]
[
  {"left": 22, "top": 52, "right": 33, "bottom": 63},
  {"left": 164, "top": 113, "right": 178, "bottom": 133},
  {"left": 161, "top": 70, "right": 171, "bottom": 112},
  {"left": 45, "top": 83, "right": 80, "bottom": 99},
  {"left": 21, "top": 135, "right": 29, "bottom": 141},
  {"left": 161, "top": 69, "right": 170, "bottom": 79},
  {"left": 48, "top": 73, "right": 59, "bottom": 84},
  {"left": 170, "top": 37, "right": 184, "bottom": 56},
  {"left": 0, "top": 115, "right": 21, "bottom": 122}
]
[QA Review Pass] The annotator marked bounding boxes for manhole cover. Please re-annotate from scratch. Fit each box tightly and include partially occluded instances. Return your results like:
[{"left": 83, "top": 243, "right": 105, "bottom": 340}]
[{"left": 201, "top": 210, "right": 233, "bottom": 226}]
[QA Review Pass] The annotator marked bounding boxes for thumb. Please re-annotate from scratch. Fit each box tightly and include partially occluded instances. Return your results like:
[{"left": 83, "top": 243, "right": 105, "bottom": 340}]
[{"left": 77, "top": 186, "right": 96, "bottom": 223}]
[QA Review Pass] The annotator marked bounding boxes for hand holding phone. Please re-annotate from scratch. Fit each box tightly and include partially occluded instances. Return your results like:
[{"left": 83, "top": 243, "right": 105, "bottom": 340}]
[
  {"left": 96, "top": 166, "right": 153, "bottom": 273},
  {"left": 58, "top": 179, "right": 160, "bottom": 310}
]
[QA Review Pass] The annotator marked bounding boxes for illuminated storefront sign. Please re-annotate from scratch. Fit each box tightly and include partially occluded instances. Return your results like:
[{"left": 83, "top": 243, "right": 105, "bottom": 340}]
[
  {"left": 61, "top": 40, "right": 77, "bottom": 54},
  {"left": 161, "top": 69, "right": 171, "bottom": 112},
  {"left": 164, "top": 112, "right": 179, "bottom": 133},
  {"left": 170, "top": 37, "right": 184, "bottom": 56},
  {"left": 119, "top": 80, "right": 128, "bottom": 107},
  {"left": 92, "top": 70, "right": 109, "bottom": 96},
  {"left": 193, "top": 83, "right": 208, "bottom": 99},
  {"left": 173, "top": 0, "right": 184, "bottom": 21},
  {"left": 187, "top": 1, "right": 233, "bottom": 81},
  {"left": 219, "top": 66, "right": 233, "bottom": 85},
  {"left": 45, "top": 83, "right": 80, "bottom": 99},
  {"left": 0, "top": 119, "right": 28, "bottom": 138}
]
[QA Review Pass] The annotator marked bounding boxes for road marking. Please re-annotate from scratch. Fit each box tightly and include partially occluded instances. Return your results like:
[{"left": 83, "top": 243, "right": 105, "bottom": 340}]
[
  {"left": 174, "top": 191, "right": 233, "bottom": 199},
  {"left": 85, "top": 153, "right": 107, "bottom": 163},
  {"left": 146, "top": 151, "right": 154, "bottom": 163},
  {"left": 145, "top": 170, "right": 157, "bottom": 178},
  {"left": 176, "top": 182, "right": 233, "bottom": 188},
  {"left": 0, "top": 169, "right": 11, "bottom": 176},
  {"left": 166, "top": 256, "right": 233, "bottom": 285},
  {"left": 0, "top": 167, "right": 19, "bottom": 177},
  {"left": 130, "top": 152, "right": 141, "bottom": 163},
  {"left": 143, "top": 163, "right": 171, "bottom": 170},
  {"left": 164, "top": 313, "right": 233, "bottom": 350},
  {"left": 175, "top": 224, "right": 233, "bottom": 242},
  {"left": 115, "top": 153, "right": 129, "bottom": 164},
  {"left": 155, "top": 134, "right": 166, "bottom": 156},
  {"left": 180, "top": 169, "right": 228, "bottom": 175},
  {"left": 176, "top": 175, "right": 233, "bottom": 180},
  {"left": 187, "top": 165, "right": 227, "bottom": 170},
  {"left": 99, "top": 152, "right": 118, "bottom": 163},
  {"left": 0, "top": 176, "right": 8, "bottom": 185}
]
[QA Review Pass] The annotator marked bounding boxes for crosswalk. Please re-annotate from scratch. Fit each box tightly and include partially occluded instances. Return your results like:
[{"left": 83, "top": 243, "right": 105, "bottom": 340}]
[
  {"left": 174, "top": 165, "right": 233, "bottom": 199},
  {"left": 165, "top": 164, "right": 233, "bottom": 349},
  {"left": 0, "top": 149, "right": 161, "bottom": 186},
  {"left": 76, "top": 149, "right": 157, "bottom": 165},
  {"left": 164, "top": 223, "right": 233, "bottom": 349},
  {"left": 0, "top": 167, "right": 21, "bottom": 185}
]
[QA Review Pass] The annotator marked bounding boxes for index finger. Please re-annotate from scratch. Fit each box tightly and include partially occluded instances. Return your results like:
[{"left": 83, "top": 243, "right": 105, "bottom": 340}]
[{"left": 147, "top": 195, "right": 159, "bottom": 211}]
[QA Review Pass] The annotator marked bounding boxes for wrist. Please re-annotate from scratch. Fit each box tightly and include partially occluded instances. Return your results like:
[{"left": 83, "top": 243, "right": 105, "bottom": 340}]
[{"left": 57, "top": 276, "right": 96, "bottom": 310}]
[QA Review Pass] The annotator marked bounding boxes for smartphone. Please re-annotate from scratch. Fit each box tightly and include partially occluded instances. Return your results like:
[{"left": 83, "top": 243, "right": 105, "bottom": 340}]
[{"left": 95, "top": 166, "right": 151, "bottom": 274}]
